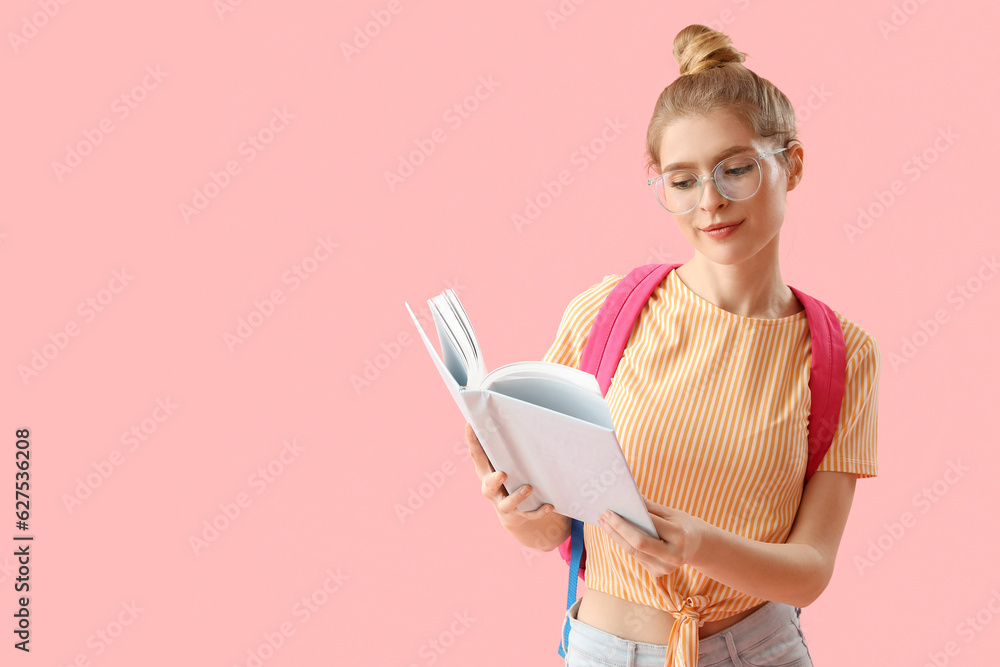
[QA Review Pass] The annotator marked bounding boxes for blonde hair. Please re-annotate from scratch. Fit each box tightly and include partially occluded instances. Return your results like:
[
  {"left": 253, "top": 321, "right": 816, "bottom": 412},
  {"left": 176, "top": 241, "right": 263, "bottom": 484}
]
[{"left": 645, "top": 25, "right": 798, "bottom": 175}]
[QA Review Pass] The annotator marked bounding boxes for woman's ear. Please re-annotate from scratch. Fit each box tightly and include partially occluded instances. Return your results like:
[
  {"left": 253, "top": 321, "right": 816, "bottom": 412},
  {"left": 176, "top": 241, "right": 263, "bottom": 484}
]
[{"left": 785, "top": 140, "right": 804, "bottom": 192}]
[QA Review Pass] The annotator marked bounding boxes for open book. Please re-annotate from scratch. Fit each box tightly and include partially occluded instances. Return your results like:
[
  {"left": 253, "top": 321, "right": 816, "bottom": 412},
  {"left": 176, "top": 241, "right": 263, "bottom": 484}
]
[{"left": 405, "top": 289, "right": 656, "bottom": 538}]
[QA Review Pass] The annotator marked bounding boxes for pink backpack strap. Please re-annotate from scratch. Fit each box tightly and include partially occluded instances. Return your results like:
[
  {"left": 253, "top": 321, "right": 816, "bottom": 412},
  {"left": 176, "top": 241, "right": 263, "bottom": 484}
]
[
  {"left": 789, "top": 286, "right": 847, "bottom": 482},
  {"left": 580, "top": 264, "right": 683, "bottom": 393}
]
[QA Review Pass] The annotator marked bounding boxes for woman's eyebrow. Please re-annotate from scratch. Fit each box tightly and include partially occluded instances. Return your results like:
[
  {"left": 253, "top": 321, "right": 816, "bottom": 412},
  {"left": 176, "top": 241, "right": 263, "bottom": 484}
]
[{"left": 660, "top": 145, "right": 755, "bottom": 172}]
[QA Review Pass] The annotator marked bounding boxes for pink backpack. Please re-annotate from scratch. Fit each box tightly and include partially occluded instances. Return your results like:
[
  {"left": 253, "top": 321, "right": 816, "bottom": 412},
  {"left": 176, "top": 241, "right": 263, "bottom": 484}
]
[{"left": 557, "top": 263, "right": 846, "bottom": 657}]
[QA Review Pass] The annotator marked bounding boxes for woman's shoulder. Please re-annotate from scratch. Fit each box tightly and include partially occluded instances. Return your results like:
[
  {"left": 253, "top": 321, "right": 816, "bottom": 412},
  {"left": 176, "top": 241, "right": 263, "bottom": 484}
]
[
  {"left": 557, "top": 273, "right": 627, "bottom": 320},
  {"left": 576, "top": 273, "right": 627, "bottom": 299},
  {"left": 556, "top": 267, "right": 685, "bottom": 334},
  {"left": 831, "top": 309, "right": 881, "bottom": 373},
  {"left": 542, "top": 274, "right": 628, "bottom": 368}
]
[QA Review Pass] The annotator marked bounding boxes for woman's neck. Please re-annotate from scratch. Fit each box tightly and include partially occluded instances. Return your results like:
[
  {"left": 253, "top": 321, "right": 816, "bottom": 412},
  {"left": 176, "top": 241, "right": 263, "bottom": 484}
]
[{"left": 674, "top": 251, "right": 801, "bottom": 320}]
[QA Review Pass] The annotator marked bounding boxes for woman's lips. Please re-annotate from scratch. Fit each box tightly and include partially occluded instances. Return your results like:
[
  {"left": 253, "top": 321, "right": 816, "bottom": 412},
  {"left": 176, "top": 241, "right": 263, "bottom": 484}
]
[{"left": 701, "top": 220, "right": 742, "bottom": 239}]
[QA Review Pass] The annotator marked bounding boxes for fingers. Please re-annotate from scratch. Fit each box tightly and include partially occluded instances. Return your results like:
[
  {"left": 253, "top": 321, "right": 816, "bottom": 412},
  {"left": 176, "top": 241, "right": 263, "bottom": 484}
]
[
  {"left": 597, "top": 511, "right": 644, "bottom": 563},
  {"left": 466, "top": 422, "right": 516, "bottom": 509},
  {"left": 484, "top": 475, "right": 554, "bottom": 519},
  {"left": 481, "top": 470, "right": 509, "bottom": 502},
  {"left": 599, "top": 510, "right": 689, "bottom": 579},
  {"left": 520, "top": 502, "right": 555, "bottom": 519},
  {"left": 496, "top": 483, "right": 533, "bottom": 514},
  {"left": 639, "top": 500, "right": 688, "bottom": 546},
  {"left": 644, "top": 497, "right": 671, "bottom": 518},
  {"left": 464, "top": 422, "right": 553, "bottom": 524},
  {"left": 495, "top": 484, "right": 554, "bottom": 524},
  {"left": 465, "top": 423, "right": 496, "bottom": 478},
  {"left": 601, "top": 511, "right": 655, "bottom": 549}
]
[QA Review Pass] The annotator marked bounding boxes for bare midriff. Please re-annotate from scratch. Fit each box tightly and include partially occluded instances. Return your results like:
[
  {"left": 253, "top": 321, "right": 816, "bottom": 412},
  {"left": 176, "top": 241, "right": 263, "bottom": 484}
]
[{"left": 576, "top": 588, "right": 767, "bottom": 643}]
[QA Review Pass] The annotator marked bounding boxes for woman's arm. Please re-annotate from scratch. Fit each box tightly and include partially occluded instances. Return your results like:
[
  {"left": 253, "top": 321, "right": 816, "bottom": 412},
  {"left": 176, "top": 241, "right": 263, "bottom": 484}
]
[{"left": 597, "top": 470, "right": 857, "bottom": 608}]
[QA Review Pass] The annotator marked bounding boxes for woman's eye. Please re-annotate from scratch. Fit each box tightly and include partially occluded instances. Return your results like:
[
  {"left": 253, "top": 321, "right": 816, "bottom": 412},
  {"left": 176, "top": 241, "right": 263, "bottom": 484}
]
[
  {"left": 668, "top": 178, "right": 694, "bottom": 190},
  {"left": 724, "top": 164, "right": 754, "bottom": 177}
]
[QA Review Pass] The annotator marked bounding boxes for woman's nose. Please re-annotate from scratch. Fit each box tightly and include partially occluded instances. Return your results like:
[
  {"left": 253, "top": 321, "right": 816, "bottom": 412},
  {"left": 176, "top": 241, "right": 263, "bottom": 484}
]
[{"left": 699, "top": 177, "right": 728, "bottom": 211}]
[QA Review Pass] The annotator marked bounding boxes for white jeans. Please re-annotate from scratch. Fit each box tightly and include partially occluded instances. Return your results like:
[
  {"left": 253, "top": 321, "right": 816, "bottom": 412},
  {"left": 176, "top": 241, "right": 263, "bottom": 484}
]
[{"left": 563, "top": 598, "right": 813, "bottom": 667}]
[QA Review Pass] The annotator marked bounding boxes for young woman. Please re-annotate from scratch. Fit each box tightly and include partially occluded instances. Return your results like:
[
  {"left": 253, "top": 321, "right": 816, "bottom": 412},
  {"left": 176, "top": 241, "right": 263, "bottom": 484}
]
[{"left": 466, "top": 24, "right": 880, "bottom": 667}]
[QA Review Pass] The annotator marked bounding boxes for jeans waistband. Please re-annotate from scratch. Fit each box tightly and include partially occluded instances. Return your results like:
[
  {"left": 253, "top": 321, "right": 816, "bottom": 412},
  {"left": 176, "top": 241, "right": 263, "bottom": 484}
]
[{"left": 564, "top": 597, "right": 800, "bottom": 664}]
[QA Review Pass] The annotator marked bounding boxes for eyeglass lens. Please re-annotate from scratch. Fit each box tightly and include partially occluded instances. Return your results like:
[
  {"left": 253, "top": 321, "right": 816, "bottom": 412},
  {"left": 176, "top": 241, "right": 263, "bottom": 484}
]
[{"left": 653, "top": 156, "right": 762, "bottom": 213}]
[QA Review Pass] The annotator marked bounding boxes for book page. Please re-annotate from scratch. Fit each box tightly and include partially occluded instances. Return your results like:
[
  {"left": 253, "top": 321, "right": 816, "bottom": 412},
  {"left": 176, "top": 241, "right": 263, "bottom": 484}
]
[
  {"left": 483, "top": 364, "right": 613, "bottom": 430},
  {"left": 442, "top": 289, "right": 484, "bottom": 386},
  {"left": 427, "top": 298, "right": 471, "bottom": 388}
]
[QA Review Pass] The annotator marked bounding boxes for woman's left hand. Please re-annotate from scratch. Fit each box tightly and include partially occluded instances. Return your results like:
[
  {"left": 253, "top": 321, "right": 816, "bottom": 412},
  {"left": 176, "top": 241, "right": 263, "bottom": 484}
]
[{"left": 597, "top": 498, "right": 710, "bottom": 578}]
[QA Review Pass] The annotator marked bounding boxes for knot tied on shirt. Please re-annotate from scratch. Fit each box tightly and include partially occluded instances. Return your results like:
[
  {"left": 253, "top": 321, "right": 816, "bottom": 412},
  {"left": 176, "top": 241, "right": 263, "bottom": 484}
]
[{"left": 664, "top": 592, "right": 708, "bottom": 667}]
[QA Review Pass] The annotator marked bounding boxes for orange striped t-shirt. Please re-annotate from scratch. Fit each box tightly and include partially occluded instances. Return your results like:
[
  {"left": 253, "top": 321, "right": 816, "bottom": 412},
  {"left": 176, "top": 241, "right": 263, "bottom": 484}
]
[{"left": 543, "top": 269, "right": 880, "bottom": 667}]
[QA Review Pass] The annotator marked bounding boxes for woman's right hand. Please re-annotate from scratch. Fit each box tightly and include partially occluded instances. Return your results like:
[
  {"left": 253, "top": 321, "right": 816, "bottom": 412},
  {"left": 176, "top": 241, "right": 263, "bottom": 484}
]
[{"left": 464, "top": 422, "right": 556, "bottom": 530}]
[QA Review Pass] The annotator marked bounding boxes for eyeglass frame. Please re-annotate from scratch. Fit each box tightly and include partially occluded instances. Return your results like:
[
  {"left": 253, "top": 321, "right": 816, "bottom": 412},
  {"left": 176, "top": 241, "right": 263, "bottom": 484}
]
[{"left": 646, "top": 147, "right": 790, "bottom": 214}]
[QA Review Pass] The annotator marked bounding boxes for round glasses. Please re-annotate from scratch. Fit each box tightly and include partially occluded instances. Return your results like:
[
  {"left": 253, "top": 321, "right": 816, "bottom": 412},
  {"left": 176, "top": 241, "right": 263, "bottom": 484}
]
[{"left": 647, "top": 147, "right": 789, "bottom": 214}]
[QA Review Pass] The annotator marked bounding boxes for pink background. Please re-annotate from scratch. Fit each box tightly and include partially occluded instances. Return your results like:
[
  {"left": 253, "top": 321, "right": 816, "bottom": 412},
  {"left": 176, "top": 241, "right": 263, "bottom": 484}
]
[{"left": 3, "top": 1, "right": 999, "bottom": 665}]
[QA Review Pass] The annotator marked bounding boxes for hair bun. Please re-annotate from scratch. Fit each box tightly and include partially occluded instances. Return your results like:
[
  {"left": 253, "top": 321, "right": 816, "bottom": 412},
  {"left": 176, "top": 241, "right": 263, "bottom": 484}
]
[{"left": 673, "top": 24, "right": 746, "bottom": 76}]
